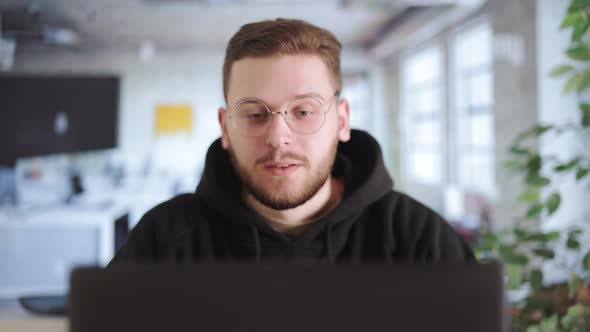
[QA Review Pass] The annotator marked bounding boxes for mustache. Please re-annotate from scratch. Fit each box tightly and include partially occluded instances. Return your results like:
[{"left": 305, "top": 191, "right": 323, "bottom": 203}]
[{"left": 255, "top": 151, "right": 308, "bottom": 165}]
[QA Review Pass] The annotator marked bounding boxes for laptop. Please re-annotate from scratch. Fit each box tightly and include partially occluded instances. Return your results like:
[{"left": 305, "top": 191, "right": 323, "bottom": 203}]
[{"left": 69, "top": 262, "right": 510, "bottom": 332}]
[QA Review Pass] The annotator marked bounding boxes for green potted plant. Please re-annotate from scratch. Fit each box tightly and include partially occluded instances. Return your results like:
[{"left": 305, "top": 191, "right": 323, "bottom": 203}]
[{"left": 477, "top": 0, "right": 590, "bottom": 331}]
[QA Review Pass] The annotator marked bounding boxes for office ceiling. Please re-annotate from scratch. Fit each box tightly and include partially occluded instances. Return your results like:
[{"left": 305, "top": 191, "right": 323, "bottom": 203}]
[
  {"left": 0, "top": 0, "right": 389, "bottom": 52},
  {"left": 0, "top": 0, "right": 482, "bottom": 55}
]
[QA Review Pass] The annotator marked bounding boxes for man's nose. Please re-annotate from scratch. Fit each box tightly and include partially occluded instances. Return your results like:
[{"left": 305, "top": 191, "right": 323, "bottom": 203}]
[{"left": 265, "top": 111, "right": 293, "bottom": 149}]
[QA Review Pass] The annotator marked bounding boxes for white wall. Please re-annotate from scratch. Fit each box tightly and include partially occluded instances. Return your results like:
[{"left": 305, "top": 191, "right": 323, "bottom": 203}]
[
  {"left": 118, "top": 55, "right": 224, "bottom": 176},
  {"left": 13, "top": 48, "right": 226, "bottom": 177},
  {"left": 12, "top": 45, "right": 378, "bottom": 180}
]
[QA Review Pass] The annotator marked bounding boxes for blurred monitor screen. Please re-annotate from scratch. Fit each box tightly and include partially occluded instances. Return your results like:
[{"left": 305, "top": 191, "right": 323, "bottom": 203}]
[{"left": 0, "top": 75, "right": 119, "bottom": 166}]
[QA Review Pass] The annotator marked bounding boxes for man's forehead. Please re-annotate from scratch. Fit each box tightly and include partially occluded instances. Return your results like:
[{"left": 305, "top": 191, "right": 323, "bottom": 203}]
[{"left": 227, "top": 54, "right": 334, "bottom": 104}]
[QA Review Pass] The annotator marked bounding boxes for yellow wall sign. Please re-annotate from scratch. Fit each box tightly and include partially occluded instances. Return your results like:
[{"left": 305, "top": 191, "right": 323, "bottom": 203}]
[{"left": 155, "top": 104, "right": 192, "bottom": 135}]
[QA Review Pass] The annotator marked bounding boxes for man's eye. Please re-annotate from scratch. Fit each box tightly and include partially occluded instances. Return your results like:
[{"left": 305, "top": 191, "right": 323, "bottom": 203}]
[
  {"left": 294, "top": 110, "right": 314, "bottom": 118},
  {"left": 247, "top": 113, "right": 268, "bottom": 120}
]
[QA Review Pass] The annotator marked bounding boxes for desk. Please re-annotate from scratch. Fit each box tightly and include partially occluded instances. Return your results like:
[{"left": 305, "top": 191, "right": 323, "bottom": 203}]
[
  {"left": 0, "top": 300, "right": 66, "bottom": 332},
  {"left": 0, "top": 203, "right": 128, "bottom": 298}
]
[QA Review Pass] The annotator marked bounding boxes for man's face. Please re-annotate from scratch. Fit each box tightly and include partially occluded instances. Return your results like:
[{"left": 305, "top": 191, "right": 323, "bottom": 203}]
[{"left": 219, "top": 54, "right": 350, "bottom": 210}]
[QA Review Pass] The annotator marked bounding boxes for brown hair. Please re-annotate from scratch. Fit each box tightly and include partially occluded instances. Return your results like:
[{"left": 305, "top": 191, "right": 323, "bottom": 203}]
[{"left": 222, "top": 18, "right": 342, "bottom": 102}]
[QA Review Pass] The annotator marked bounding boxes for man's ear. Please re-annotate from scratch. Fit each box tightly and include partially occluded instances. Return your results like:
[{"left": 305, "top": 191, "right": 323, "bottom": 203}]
[
  {"left": 336, "top": 98, "right": 351, "bottom": 142},
  {"left": 218, "top": 107, "right": 230, "bottom": 150}
]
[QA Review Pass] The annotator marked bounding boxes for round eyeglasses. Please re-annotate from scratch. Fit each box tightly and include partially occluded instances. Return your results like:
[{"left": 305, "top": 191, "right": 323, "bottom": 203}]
[{"left": 228, "top": 91, "right": 340, "bottom": 137}]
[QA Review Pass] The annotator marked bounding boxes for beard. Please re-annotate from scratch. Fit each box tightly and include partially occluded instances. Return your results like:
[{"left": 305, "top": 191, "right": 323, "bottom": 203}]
[{"left": 227, "top": 138, "right": 339, "bottom": 211}]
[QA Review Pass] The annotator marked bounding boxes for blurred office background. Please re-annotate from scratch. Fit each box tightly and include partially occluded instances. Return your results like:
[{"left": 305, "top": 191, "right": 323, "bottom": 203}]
[{"left": 0, "top": 0, "right": 587, "bottom": 299}]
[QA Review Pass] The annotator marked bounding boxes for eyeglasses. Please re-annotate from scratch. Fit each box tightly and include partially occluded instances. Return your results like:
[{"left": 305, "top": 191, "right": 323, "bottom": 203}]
[{"left": 227, "top": 91, "right": 340, "bottom": 137}]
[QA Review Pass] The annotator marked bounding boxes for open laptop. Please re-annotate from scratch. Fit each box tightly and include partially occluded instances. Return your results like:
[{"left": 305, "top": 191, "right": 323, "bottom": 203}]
[{"left": 69, "top": 262, "right": 510, "bottom": 332}]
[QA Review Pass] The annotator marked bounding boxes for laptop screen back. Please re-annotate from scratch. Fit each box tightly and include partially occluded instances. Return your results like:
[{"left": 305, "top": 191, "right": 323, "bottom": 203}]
[{"left": 69, "top": 262, "right": 509, "bottom": 332}]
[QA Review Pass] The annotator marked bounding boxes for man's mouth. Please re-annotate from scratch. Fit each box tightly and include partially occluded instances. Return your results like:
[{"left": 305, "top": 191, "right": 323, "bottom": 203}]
[
  {"left": 263, "top": 162, "right": 303, "bottom": 176},
  {"left": 266, "top": 162, "right": 301, "bottom": 167}
]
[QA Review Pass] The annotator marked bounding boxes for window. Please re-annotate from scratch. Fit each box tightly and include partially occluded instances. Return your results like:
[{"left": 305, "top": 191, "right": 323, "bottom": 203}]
[
  {"left": 401, "top": 46, "right": 444, "bottom": 185},
  {"left": 451, "top": 21, "right": 495, "bottom": 196},
  {"left": 341, "top": 73, "right": 372, "bottom": 132}
]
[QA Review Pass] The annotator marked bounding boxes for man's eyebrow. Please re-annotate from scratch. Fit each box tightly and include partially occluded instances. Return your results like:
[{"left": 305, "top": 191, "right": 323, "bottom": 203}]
[
  {"left": 232, "top": 92, "right": 325, "bottom": 106},
  {"left": 231, "top": 97, "right": 265, "bottom": 107},
  {"left": 235, "top": 98, "right": 262, "bottom": 104},
  {"left": 294, "top": 92, "right": 325, "bottom": 100}
]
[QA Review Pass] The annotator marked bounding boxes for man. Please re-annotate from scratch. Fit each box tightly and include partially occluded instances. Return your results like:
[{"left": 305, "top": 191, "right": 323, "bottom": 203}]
[{"left": 110, "top": 18, "right": 475, "bottom": 265}]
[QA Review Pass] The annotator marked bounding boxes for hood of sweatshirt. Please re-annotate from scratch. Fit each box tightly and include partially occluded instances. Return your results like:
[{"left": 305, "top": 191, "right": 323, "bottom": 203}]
[{"left": 195, "top": 129, "right": 394, "bottom": 263}]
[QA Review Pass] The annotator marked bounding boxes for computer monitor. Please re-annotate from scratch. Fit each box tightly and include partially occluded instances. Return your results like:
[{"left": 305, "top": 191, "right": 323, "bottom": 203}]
[{"left": 0, "top": 74, "right": 119, "bottom": 167}]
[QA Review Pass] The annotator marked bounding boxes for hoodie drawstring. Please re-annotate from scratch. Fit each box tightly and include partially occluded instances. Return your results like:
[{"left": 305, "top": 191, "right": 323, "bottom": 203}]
[
  {"left": 325, "top": 223, "right": 335, "bottom": 264},
  {"left": 250, "top": 225, "right": 262, "bottom": 264}
]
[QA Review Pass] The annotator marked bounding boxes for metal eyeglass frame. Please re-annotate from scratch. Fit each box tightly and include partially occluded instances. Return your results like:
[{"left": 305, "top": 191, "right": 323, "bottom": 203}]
[{"left": 227, "top": 90, "right": 341, "bottom": 136}]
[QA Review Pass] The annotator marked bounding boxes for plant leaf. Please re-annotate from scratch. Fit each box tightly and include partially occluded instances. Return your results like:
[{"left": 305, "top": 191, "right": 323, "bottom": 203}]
[
  {"left": 577, "top": 69, "right": 590, "bottom": 92},
  {"left": 478, "top": 233, "right": 499, "bottom": 251},
  {"left": 562, "top": 10, "right": 588, "bottom": 29},
  {"left": 527, "top": 204, "right": 545, "bottom": 218},
  {"left": 540, "top": 314, "right": 559, "bottom": 330},
  {"left": 567, "top": 44, "right": 590, "bottom": 61},
  {"left": 583, "top": 251, "right": 590, "bottom": 271},
  {"left": 577, "top": 168, "right": 590, "bottom": 180},
  {"left": 562, "top": 9, "right": 590, "bottom": 41},
  {"left": 568, "top": 0, "right": 590, "bottom": 12},
  {"left": 582, "top": 104, "right": 590, "bottom": 127},
  {"left": 533, "top": 125, "right": 552, "bottom": 136},
  {"left": 527, "top": 232, "right": 560, "bottom": 242},
  {"left": 554, "top": 159, "right": 580, "bottom": 172},
  {"left": 506, "top": 264, "right": 523, "bottom": 290},
  {"left": 567, "top": 237, "right": 581, "bottom": 249},
  {"left": 570, "top": 228, "right": 583, "bottom": 235},
  {"left": 499, "top": 244, "right": 517, "bottom": 261},
  {"left": 564, "top": 72, "right": 583, "bottom": 94},
  {"left": 510, "top": 146, "right": 530, "bottom": 155},
  {"left": 518, "top": 190, "right": 540, "bottom": 203},
  {"left": 509, "top": 254, "right": 529, "bottom": 266},
  {"left": 550, "top": 64, "right": 575, "bottom": 77},
  {"left": 515, "top": 126, "right": 552, "bottom": 142},
  {"left": 527, "top": 154, "right": 542, "bottom": 173},
  {"left": 561, "top": 304, "right": 584, "bottom": 330},
  {"left": 504, "top": 160, "right": 527, "bottom": 170},
  {"left": 568, "top": 274, "right": 581, "bottom": 299},
  {"left": 527, "top": 232, "right": 550, "bottom": 242},
  {"left": 499, "top": 245, "right": 529, "bottom": 266},
  {"left": 533, "top": 248, "right": 555, "bottom": 259},
  {"left": 573, "top": 20, "right": 590, "bottom": 40},
  {"left": 526, "top": 175, "right": 551, "bottom": 187},
  {"left": 514, "top": 228, "right": 527, "bottom": 240},
  {"left": 529, "top": 269, "right": 543, "bottom": 290},
  {"left": 546, "top": 193, "right": 561, "bottom": 215}
]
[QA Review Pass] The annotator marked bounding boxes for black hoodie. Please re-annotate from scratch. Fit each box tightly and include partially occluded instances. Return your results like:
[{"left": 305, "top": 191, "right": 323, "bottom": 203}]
[{"left": 110, "top": 130, "right": 475, "bottom": 265}]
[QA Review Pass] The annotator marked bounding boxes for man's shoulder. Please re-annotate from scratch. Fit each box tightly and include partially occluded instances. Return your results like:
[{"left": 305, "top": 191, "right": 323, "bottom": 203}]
[
  {"left": 123, "top": 193, "right": 205, "bottom": 251},
  {"left": 368, "top": 189, "right": 452, "bottom": 233},
  {"left": 373, "top": 190, "right": 441, "bottom": 218},
  {"left": 369, "top": 190, "right": 476, "bottom": 263},
  {"left": 109, "top": 193, "right": 201, "bottom": 264},
  {"left": 145, "top": 193, "right": 198, "bottom": 217},
  {"left": 137, "top": 193, "right": 205, "bottom": 231}
]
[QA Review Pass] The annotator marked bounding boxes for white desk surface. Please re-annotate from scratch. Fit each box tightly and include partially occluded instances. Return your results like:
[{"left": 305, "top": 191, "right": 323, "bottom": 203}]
[{"left": 0, "top": 300, "right": 67, "bottom": 332}]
